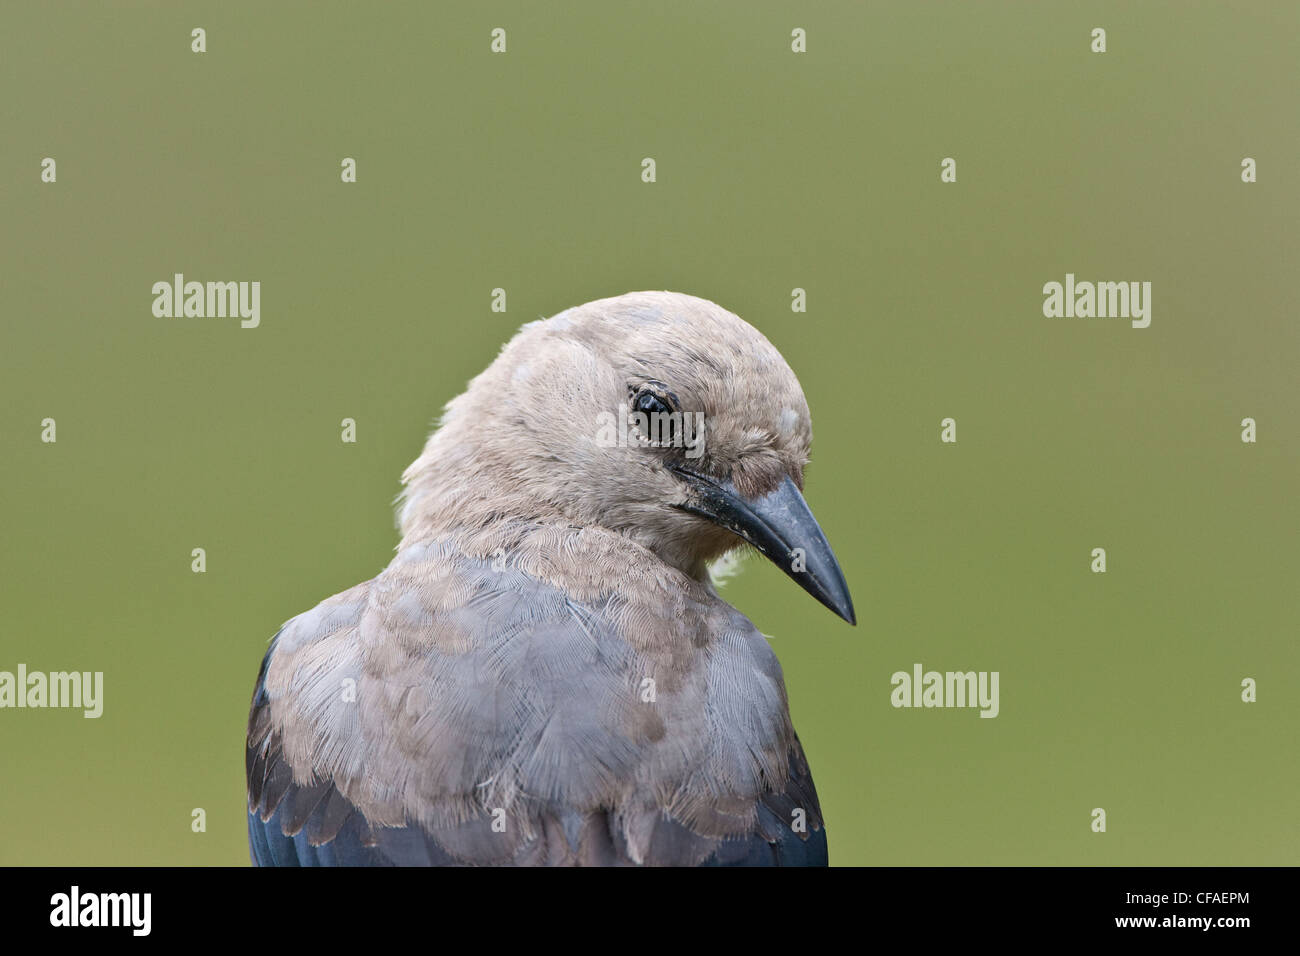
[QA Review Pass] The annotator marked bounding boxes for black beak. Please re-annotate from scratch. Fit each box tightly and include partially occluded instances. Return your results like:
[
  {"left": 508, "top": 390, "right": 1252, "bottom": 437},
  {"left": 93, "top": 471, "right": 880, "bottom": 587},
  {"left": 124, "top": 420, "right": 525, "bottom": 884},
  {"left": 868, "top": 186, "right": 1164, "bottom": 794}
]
[{"left": 671, "top": 468, "right": 856, "bottom": 625}]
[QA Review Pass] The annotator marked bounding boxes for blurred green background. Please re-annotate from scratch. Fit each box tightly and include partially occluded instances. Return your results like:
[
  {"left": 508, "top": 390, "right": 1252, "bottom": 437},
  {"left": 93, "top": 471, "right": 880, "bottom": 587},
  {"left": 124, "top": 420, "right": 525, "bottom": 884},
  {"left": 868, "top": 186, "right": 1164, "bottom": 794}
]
[{"left": 2, "top": 1, "right": 1296, "bottom": 866}]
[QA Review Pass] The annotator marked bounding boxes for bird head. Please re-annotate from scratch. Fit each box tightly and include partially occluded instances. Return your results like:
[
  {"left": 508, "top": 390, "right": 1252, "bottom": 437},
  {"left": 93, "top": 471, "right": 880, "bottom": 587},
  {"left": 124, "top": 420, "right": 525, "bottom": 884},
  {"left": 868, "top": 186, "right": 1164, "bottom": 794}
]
[{"left": 399, "top": 291, "right": 855, "bottom": 624}]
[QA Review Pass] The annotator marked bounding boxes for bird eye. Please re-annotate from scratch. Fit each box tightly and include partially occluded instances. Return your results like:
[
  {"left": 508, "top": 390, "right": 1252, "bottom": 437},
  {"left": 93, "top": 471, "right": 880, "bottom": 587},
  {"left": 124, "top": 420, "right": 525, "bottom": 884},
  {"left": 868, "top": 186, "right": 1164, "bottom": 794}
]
[
  {"left": 632, "top": 389, "right": 672, "bottom": 417},
  {"left": 629, "top": 383, "right": 680, "bottom": 447}
]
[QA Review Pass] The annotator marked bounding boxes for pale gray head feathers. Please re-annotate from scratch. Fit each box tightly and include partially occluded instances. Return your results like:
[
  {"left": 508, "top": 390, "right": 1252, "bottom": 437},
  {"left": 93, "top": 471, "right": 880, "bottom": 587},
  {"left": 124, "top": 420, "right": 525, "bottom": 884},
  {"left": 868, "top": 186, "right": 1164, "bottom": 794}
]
[{"left": 398, "top": 291, "right": 813, "bottom": 578}]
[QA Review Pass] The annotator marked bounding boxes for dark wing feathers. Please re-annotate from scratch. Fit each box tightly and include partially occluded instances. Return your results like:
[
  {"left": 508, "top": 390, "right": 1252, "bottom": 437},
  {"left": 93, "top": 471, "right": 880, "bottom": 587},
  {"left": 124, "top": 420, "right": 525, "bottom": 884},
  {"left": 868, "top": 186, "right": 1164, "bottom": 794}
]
[
  {"left": 246, "top": 607, "right": 829, "bottom": 867},
  {"left": 248, "top": 726, "right": 827, "bottom": 867}
]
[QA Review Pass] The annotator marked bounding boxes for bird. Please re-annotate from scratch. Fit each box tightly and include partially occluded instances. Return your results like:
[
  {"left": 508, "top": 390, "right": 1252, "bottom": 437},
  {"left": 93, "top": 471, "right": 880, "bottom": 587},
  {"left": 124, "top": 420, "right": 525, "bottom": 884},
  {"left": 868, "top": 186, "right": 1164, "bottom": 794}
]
[{"left": 246, "top": 291, "right": 855, "bottom": 866}]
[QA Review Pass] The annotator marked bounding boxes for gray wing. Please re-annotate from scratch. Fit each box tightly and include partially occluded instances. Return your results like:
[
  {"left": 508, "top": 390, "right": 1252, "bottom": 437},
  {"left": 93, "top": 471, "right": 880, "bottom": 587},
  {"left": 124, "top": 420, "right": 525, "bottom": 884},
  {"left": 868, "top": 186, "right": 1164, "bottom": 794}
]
[{"left": 246, "top": 538, "right": 827, "bottom": 866}]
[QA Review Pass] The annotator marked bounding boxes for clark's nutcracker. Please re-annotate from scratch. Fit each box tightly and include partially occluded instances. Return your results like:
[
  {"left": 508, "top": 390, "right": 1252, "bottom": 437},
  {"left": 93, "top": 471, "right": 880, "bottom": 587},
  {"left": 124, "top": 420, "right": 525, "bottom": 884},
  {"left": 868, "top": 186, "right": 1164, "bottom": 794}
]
[{"left": 247, "top": 291, "right": 855, "bottom": 866}]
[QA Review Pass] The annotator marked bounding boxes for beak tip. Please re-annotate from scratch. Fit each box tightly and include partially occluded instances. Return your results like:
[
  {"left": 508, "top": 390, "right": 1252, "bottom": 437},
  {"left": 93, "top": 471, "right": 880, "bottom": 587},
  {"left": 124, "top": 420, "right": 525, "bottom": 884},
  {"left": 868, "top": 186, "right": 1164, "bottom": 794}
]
[
  {"left": 823, "top": 589, "right": 857, "bottom": 626},
  {"left": 673, "top": 468, "right": 858, "bottom": 627}
]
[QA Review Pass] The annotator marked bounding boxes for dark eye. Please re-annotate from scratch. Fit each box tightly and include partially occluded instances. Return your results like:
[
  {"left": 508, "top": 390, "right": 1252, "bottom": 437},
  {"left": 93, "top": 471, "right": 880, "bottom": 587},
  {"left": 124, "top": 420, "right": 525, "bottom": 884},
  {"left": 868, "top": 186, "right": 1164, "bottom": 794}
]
[
  {"left": 632, "top": 389, "right": 671, "bottom": 417},
  {"left": 629, "top": 382, "right": 680, "bottom": 446}
]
